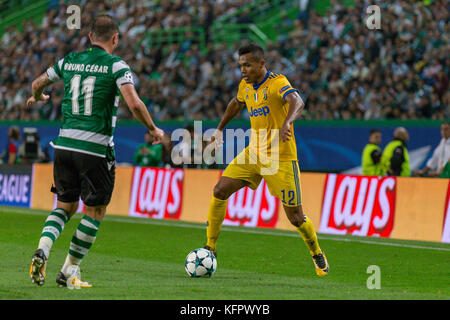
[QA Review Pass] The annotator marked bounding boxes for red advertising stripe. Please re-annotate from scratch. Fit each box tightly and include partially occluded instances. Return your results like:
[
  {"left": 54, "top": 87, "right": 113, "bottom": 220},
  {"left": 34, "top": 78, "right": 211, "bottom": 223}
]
[
  {"left": 441, "top": 180, "right": 450, "bottom": 243},
  {"left": 319, "top": 174, "right": 396, "bottom": 238},
  {"left": 129, "top": 167, "right": 184, "bottom": 220},
  {"left": 224, "top": 180, "right": 280, "bottom": 228}
]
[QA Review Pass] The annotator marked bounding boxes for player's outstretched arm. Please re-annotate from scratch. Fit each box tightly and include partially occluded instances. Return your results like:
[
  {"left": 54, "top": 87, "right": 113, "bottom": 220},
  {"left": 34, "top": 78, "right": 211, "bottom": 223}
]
[
  {"left": 217, "top": 98, "right": 245, "bottom": 131},
  {"left": 120, "top": 83, "right": 164, "bottom": 144},
  {"left": 281, "top": 91, "right": 304, "bottom": 142},
  {"left": 211, "top": 98, "right": 245, "bottom": 147},
  {"left": 26, "top": 73, "right": 52, "bottom": 107}
]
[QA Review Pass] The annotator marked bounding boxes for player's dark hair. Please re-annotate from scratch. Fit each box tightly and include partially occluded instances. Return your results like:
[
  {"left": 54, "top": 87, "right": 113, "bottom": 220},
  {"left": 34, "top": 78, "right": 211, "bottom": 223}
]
[
  {"left": 91, "top": 14, "right": 119, "bottom": 42},
  {"left": 238, "top": 43, "right": 264, "bottom": 61}
]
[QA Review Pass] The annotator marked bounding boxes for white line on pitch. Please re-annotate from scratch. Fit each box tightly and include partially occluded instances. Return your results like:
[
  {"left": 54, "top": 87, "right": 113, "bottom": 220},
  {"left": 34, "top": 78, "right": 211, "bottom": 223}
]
[
  {"left": 4, "top": 206, "right": 450, "bottom": 252},
  {"left": 101, "top": 216, "right": 450, "bottom": 252}
]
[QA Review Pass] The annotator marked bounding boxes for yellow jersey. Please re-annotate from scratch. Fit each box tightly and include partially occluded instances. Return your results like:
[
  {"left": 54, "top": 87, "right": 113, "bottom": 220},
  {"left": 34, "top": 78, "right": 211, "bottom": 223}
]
[{"left": 236, "top": 71, "right": 298, "bottom": 161}]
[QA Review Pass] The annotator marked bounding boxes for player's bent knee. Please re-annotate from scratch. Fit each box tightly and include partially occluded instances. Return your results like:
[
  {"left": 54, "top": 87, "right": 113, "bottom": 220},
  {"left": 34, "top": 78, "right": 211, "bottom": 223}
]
[
  {"left": 295, "top": 219, "right": 304, "bottom": 228},
  {"left": 56, "top": 200, "right": 79, "bottom": 217},
  {"left": 85, "top": 206, "right": 107, "bottom": 221},
  {"left": 213, "top": 184, "right": 230, "bottom": 200},
  {"left": 288, "top": 216, "right": 303, "bottom": 227},
  {"left": 284, "top": 206, "right": 305, "bottom": 227}
]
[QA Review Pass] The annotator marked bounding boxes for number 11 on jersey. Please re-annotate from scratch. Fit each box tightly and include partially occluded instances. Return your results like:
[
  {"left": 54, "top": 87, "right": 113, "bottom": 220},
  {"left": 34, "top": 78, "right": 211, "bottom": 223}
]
[{"left": 69, "top": 74, "right": 96, "bottom": 116}]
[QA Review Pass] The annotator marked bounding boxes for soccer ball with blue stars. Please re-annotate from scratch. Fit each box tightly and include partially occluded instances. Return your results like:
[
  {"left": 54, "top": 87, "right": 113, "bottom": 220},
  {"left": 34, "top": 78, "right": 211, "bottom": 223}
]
[{"left": 185, "top": 248, "right": 217, "bottom": 278}]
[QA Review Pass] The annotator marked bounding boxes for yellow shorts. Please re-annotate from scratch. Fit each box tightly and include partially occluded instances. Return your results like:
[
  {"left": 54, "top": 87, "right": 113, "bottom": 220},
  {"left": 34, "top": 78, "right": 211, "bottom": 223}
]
[{"left": 222, "top": 147, "right": 302, "bottom": 207}]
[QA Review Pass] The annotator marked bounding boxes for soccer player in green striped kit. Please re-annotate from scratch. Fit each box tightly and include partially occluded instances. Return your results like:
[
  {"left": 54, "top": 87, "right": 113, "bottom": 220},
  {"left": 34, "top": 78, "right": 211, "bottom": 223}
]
[{"left": 26, "top": 15, "right": 164, "bottom": 288}]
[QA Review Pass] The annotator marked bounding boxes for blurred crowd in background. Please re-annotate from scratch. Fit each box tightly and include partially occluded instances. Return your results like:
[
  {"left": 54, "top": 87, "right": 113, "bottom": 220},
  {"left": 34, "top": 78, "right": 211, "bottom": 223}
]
[{"left": 0, "top": 0, "right": 448, "bottom": 123}]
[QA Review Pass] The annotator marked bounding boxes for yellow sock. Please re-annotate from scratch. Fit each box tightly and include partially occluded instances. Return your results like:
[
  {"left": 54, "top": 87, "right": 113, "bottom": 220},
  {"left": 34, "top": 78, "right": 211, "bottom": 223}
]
[
  {"left": 296, "top": 215, "right": 322, "bottom": 256},
  {"left": 206, "top": 196, "right": 228, "bottom": 250}
]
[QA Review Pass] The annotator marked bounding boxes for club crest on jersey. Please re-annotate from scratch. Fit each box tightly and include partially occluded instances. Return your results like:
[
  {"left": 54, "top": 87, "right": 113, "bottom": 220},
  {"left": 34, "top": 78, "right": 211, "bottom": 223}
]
[{"left": 263, "top": 86, "right": 268, "bottom": 100}]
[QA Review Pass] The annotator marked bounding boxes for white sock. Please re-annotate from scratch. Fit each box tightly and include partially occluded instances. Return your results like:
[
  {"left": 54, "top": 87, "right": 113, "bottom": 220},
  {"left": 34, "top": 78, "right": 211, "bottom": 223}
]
[
  {"left": 38, "top": 237, "right": 53, "bottom": 259},
  {"left": 38, "top": 208, "right": 70, "bottom": 259}
]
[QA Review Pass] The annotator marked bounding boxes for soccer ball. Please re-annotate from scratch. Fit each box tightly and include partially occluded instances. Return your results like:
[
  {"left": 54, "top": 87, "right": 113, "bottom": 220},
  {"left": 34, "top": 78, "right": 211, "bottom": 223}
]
[{"left": 185, "top": 248, "right": 217, "bottom": 278}]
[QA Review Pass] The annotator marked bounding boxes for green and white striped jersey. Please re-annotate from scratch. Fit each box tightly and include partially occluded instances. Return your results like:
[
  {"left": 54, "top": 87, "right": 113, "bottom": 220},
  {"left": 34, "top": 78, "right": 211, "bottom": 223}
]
[{"left": 46, "top": 45, "right": 134, "bottom": 158}]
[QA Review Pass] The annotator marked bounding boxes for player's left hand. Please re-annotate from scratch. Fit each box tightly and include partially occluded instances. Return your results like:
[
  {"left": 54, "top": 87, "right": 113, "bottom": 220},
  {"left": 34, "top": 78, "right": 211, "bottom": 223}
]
[
  {"left": 26, "top": 94, "right": 49, "bottom": 107},
  {"left": 281, "top": 122, "right": 292, "bottom": 142}
]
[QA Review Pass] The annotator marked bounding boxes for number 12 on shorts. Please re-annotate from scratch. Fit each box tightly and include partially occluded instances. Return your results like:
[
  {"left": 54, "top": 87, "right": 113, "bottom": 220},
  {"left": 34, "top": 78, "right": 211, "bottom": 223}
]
[{"left": 281, "top": 189, "right": 295, "bottom": 205}]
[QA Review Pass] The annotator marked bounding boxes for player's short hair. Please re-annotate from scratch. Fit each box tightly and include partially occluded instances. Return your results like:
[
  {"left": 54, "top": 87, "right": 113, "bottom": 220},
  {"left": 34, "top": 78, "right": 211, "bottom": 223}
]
[
  {"left": 238, "top": 43, "right": 265, "bottom": 61},
  {"left": 91, "top": 14, "right": 119, "bottom": 43}
]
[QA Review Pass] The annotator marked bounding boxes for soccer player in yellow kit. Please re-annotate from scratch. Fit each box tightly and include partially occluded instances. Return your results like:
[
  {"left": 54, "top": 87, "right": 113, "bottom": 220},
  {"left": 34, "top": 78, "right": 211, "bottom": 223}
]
[{"left": 204, "top": 44, "right": 329, "bottom": 276}]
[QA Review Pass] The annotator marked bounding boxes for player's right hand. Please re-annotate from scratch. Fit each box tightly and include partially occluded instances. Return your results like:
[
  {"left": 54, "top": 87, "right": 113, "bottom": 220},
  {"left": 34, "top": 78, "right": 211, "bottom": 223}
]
[
  {"left": 26, "top": 94, "right": 49, "bottom": 107},
  {"left": 210, "top": 129, "right": 224, "bottom": 148},
  {"left": 149, "top": 127, "right": 165, "bottom": 145},
  {"left": 281, "top": 121, "right": 292, "bottom": 142}
]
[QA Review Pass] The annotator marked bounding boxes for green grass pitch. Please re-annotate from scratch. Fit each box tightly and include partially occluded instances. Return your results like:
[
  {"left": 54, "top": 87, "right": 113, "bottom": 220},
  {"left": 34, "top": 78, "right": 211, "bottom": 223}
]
[{"left": 0, "top": 206, "right": 449, "bottom": 300}]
